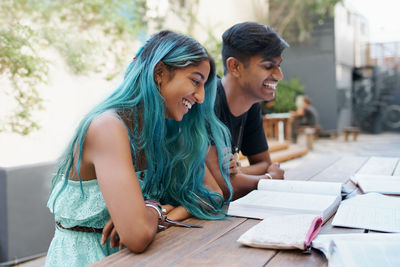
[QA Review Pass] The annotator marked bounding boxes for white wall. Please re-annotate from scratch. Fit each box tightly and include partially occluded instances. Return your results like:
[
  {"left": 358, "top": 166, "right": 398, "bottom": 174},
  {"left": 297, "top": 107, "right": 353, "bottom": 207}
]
[
  {"left": 151, "top": 0, "right": 269, "bottom": 42},
  {"left": 0, "top": 51, "right": 123, "bottom": 167}
]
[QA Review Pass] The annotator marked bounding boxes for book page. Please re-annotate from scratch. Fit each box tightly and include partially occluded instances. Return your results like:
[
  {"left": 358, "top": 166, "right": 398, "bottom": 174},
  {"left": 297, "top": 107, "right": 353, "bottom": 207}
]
[
  {"left": 257, "top": 179, "right": 342, "bottom": 196},
  {"left": 312, "top": 233, "right": 400, "bottom": 267},
  {"left": 332, "top": 193, "right": 400, "bottom": 232},
  {"left": 228, "top": 190, "right": 339, "bottom": 221},
  {"left": 351, "top": 174, "right": 400, "bottom": 195},
  {"left": 356, "top": 157, "right": 399, "bottom": 175}
]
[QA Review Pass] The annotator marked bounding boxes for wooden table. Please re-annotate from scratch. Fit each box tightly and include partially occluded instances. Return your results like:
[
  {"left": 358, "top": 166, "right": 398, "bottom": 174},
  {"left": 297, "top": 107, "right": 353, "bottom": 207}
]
[
  {"left": 263, "top": 113, "right": 293, "bottom": 142},
  {"left": 92, "top": 155, "right": 400, "bottom": 267}
]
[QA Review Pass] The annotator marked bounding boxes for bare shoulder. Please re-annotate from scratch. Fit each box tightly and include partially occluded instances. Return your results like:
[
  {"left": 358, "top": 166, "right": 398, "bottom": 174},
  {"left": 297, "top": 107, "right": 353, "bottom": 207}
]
[
  {"left": 89, "top": 110, "right": 125, "bottom": 130},
  {"left": 86, "top": 110, "right": 129, "bottom": 148}
]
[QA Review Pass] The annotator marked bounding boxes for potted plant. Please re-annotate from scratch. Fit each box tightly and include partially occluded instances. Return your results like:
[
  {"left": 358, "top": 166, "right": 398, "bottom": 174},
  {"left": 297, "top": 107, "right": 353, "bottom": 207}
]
[{"left": 262, "top": 77, "right": 305, "bottom": 114}]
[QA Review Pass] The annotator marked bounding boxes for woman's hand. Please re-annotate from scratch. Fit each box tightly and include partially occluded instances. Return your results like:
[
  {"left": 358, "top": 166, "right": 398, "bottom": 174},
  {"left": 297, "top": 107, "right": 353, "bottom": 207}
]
[
  {"left": 102, "top": 218, "right": 125, "bottom": 250},
  {"left": 101, "top": 205, "right": 193, "bottom": 246},
  {"left": 161, "top": 205, "right": 192, "bottom": 227},
  {"left": 101, "top": 205, "right": 176, "bottom": 248}
]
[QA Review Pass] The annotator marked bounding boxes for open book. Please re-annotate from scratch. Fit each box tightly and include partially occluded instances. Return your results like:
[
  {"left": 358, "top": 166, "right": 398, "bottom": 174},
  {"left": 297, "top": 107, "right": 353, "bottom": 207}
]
[
  {"left": 312, "top": 233, "right": 400, "bottom": 267},
  {"left": 332, "top": 193, "right": 400, "bottom": 232},
  {"left": 227, "top": 179, "right": 342, "bottom": 222},
  {"left": 238, "top": 214, "right": 322, "bottom": 250},
  {"left": 350, "top": 173, "right": 400, "bottom": 195}
]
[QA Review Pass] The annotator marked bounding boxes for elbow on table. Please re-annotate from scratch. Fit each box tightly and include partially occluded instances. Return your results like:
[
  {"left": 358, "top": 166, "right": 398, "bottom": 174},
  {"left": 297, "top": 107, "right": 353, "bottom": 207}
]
[{"left": 119, "top": 225, "right": 157, "bottom": 253}]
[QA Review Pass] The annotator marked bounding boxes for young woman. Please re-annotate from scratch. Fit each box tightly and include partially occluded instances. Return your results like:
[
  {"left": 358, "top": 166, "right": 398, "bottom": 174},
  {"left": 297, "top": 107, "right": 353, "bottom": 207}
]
[{"left": 46, "top": 30, "right": 232, "bottom": 267}]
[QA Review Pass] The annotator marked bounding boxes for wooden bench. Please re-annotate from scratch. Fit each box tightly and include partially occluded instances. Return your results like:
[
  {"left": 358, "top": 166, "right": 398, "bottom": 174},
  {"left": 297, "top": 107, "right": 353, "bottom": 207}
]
[
  {"left": 238, "top": 141, "right": 290, "bottom": 160},
  {"left": 292, "top": 125, "right": 321, "bottom": 150},
  {"left": 270, "top": 145, "right": 308, "bottom": 163},
  {"left": 263, "top": 114, "right": 293, "bottom": 142},
  {"left": 303, "top": 127, "right": 316, "bottom": 150},
  {"left": 343, "top": 127, "right": 360, "bottom": 141},
  {"left": 239, "top": 141, "right": 307, "bottom": 164},
  {"left": 268, "top": 141, "right": 290, "bottom": 152}
]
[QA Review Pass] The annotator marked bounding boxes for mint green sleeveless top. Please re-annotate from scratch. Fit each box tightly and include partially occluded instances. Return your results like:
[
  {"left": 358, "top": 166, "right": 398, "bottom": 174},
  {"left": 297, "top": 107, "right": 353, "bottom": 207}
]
[{"left": 45, "top": 173, "right": 145, "bottom": 267}]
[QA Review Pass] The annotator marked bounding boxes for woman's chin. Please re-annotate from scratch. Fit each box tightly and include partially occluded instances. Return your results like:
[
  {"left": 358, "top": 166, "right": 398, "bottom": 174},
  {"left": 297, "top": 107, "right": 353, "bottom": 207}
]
[{"left": 167, "top": 114, "right": 184, "bottom": 121}]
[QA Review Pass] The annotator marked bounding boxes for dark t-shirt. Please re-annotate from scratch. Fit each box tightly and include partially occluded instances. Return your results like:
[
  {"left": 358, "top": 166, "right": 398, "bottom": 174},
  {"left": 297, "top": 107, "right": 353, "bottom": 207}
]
[
  {"left": 214, "top": 79, "right": 268, "bottom": 156},
  {"left": 300, "top": 106, "right": 319, "bottom": 126}
]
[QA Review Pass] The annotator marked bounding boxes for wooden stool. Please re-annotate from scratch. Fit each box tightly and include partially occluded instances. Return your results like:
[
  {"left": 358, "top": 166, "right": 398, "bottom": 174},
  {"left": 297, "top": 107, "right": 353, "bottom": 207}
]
[
  {"left": 304, "top": 127, "right": 316, "bottom": 150},
  {"left": 343, "top": 127, "right": 360, "bottom": 141}
]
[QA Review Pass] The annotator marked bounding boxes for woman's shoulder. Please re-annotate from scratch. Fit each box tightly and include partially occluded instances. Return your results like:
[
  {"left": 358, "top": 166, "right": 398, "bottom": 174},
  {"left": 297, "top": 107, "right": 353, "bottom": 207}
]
[
  {"left": 86, "top": 110, "right": 130, "bottom": 146},
  {"left": 91, "top": 110, "right": 122, "bottom": 126}
]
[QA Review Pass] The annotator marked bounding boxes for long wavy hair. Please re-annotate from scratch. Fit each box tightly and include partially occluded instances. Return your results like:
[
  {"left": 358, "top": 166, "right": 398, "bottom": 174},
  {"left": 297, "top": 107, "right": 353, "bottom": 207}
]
[{"left": 50, "top": 30, "right": 233, "bottom": 219}]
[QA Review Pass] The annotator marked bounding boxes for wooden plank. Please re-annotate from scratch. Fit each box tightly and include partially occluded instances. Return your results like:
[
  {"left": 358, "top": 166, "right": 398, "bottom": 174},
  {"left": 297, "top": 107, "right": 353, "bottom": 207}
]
[
  {"left": 174, "top": 219, "right": 277, "bottom": 267},
  {"left": 356, "top": 157, "right": 399, "bottom": 175},
  {"left": 268, "top": 141, "right": 290, "bottom": 152},
  {"left": 266, "top": 249, "right": 326, "bottom": 267},
  {"left": 284, "top": 155, "right": 340, "bottom": 181},
  {"left": 239, "top": 140, "right": 290, "bottom": 160},
  {"left": 310, "top": 156, "right": 368, "bottom": 183},
  {"left": 91, "top": 217, "right": 246, "bottom": 267},
  {"left": 270, "top": 145, "right": 308, "bottom": 163}
]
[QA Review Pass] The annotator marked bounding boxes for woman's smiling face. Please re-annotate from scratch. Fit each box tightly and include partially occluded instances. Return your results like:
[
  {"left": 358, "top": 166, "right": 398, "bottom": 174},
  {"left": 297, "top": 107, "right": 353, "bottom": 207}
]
[{"left": 156, "top": 59, "right": 210, "bottom": 121}]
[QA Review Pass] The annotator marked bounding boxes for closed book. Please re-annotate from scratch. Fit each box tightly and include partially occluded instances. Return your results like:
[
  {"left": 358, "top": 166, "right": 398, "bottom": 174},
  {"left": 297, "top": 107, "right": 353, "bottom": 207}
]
[{"left": 237, "top": 214, "right": 322, "bottom": 250}]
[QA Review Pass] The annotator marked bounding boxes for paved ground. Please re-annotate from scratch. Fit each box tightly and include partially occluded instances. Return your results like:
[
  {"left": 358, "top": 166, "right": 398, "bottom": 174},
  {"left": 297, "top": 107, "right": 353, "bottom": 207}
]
[
  {"left": 14, "top": 132, "right": 400, "bottom": 267},
  {"left": 281, "top": 131, "right": 400, "bottom": 171}
]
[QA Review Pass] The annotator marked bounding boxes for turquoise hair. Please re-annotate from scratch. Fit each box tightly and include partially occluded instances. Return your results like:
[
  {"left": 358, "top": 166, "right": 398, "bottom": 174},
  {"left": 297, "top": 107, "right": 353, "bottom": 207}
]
[{"left": 50, "top": 31, "right": 233, "bottom": 219}]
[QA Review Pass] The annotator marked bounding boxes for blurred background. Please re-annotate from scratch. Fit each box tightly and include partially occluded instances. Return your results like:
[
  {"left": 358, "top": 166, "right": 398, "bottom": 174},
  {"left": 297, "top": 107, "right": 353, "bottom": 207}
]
[
  {"left": 1, "top": 0, "right": 400, "bottom": 265},
  {"left": 1, "top": 0, "right": 400, "bottom": 167}
]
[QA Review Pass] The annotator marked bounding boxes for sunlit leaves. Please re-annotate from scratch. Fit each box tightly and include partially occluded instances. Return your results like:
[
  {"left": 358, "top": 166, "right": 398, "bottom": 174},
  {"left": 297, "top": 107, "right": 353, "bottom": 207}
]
[
  {"left": 0, "top": 0, "right": 147, "bottom": 135},
  {"left": 268, "top": 0, "right": 341, "bottom": 43}
]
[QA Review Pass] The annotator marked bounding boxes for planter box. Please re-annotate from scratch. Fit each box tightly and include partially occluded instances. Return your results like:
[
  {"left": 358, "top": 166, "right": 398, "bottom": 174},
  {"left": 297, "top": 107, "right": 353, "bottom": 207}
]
[{"left": 0, "top": 162, "right": 55, "bottom": 265}]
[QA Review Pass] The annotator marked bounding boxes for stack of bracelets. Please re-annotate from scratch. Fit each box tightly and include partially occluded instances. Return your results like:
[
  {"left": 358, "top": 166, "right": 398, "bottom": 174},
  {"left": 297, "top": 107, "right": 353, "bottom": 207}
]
[{"left": 144, "top": 200, "right": 167, "bottom": 231}]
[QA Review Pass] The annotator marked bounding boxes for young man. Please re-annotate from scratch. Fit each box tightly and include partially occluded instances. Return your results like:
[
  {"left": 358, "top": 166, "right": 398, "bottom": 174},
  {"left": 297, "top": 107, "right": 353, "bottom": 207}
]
[
  {"left": 294, "top": 96, "right": 319, "bottom": 127},
  {"left": 206, "top": 22, "right": 288, "bottom": 200}
]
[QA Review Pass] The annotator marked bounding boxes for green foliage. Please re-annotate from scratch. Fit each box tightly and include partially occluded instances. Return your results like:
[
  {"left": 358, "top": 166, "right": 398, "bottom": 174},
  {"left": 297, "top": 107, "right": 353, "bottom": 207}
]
[
  {"left": 41, "top": 27, "right": 96, "bottom": 74},
  {"left": 168, "top": 0, "right": 200, "bottom": 36},
  {"left": 0, "top": 23, "right": 48, "bottom": 135},
  {"left": 202, "top": 29, "right": 224, "bottom": 77},
  {"left": 166, "top": 0, "right": 224, "bottom": 76},
  {"left": 268, "top": 0, "right": 342, "bottom": 43},
  {"left": 0, "top": 0, "right": 147, "bottom": 135},
  {"left": 267, "top": 77, "right": 305, "bottom": 113}
]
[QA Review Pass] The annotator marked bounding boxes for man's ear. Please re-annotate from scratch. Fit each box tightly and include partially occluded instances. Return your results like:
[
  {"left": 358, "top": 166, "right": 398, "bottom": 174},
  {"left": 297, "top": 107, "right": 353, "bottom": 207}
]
[
  {"left": 154, "top": 61, "right": 166, "bottom": 84},
  {"left": 225, "top": 57, "right": 243, "bottom": 78}
]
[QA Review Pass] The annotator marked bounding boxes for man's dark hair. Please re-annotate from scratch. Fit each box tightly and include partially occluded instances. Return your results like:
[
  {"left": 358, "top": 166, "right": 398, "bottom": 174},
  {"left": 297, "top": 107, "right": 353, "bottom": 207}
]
[
  {"left": 303, "top": 96, "right": 312, "bottom": 105},
  {"left": 222, "top": 22, "right": 289, "bottom": 73}
]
